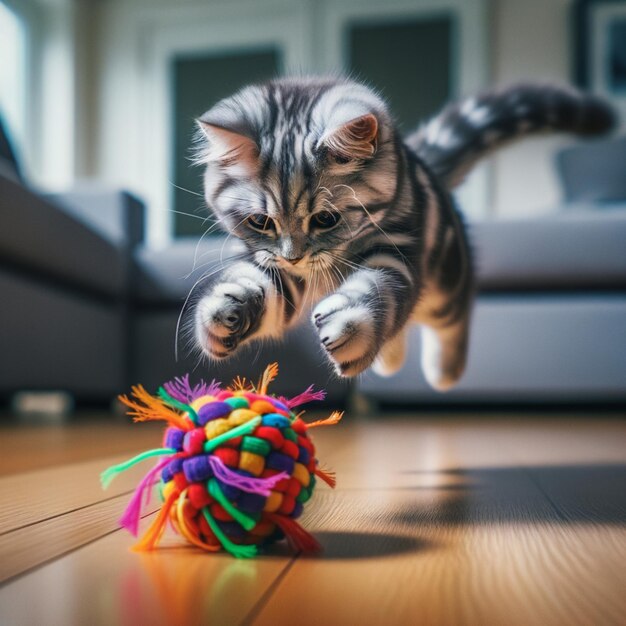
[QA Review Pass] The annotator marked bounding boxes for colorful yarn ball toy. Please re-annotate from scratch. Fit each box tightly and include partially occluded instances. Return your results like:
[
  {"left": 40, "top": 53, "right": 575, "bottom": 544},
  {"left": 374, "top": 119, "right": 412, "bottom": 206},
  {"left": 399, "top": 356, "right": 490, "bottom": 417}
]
[{"left": 101, "top": 363, "right": 342, "bottom": 558}]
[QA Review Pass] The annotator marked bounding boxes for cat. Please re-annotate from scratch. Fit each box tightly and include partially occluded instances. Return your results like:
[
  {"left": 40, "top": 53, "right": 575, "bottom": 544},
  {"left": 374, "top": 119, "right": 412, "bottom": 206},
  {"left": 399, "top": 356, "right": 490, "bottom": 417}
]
[{"left": 191, "top": 78, "right": 614, "bottom": 390}]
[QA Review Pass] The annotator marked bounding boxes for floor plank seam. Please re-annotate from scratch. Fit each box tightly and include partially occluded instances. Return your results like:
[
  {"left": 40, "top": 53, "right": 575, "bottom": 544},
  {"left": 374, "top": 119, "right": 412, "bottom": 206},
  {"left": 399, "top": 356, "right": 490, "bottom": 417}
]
[
  {"left": 0, "top": 510, "right": 158, "bottom": 588},
  {"left": 239, "top": 555, "right": 300, "bottom": 626},
  {"left": 0, "top": 489, "right": 136, "bottom": 538},
  {"left": 520, "top": 467, "right": 569, "bottom": 523}
]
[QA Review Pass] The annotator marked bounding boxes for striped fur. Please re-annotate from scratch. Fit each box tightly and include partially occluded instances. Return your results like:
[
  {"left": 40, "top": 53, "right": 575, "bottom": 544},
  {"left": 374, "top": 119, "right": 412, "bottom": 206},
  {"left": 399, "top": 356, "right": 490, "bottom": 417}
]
[{"left": 192, "top": 78, "right": 614, "bottom": 389}]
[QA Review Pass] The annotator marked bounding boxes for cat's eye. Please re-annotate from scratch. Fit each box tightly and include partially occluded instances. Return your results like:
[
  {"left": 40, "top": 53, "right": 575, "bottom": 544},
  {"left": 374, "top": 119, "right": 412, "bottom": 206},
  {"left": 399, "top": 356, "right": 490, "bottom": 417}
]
[
  {"left": 247, "top": 214, "right": 275, "bottom": 233},
  {"left": 328, "top": 151, "right": 352, "bottom": 165},
  {"left": 312, "top": 210, "right": 341, "bottom": 230}
]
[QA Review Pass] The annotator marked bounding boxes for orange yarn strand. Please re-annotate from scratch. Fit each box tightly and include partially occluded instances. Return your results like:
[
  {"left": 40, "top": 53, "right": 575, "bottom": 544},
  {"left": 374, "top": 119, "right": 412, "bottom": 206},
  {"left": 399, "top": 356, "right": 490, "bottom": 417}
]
[
  {"left": 306, "top": 410, "right": 344, "bottom": 429},
  {"left": 228, "top": 376, "right": 251, "bottom": 392},
  {"left": 132, "top": 490, "right": 179, "bottom": 551},
  {"left": 118, "top": 385, "right": 191, "bottom": 431},
  {"left": 257, "top": 362, "right": 279, "bottom": 395}
]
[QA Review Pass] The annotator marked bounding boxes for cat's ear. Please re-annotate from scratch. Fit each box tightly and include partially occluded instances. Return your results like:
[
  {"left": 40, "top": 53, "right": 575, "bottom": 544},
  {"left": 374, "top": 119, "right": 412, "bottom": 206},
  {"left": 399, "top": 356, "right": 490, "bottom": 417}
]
[
  {"left": 323, "top": 113, "right": 379, "bottom": 161},
  {"left": 196, "top": 119, "right": 259, "bottom": 175}
]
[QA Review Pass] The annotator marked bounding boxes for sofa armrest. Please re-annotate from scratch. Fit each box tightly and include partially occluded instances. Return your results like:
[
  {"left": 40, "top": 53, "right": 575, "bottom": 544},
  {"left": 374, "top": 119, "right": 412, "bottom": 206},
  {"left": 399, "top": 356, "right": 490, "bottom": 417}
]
[
  {"left": 0, "top": 174, "right": 137, "bottom": 298},
  {"left": 44, "top": 184, "right": 145, "bottom": 249}
]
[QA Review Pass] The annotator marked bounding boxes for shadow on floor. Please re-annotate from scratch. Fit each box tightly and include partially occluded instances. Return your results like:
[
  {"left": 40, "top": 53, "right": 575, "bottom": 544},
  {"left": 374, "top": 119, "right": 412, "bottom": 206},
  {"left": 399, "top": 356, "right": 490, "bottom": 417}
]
[
  {"left": 392, "top": 463, "right": 626, "bottom": 526},
  {"left": 308, "top": 531, "right": 432, "bottom": 560}
]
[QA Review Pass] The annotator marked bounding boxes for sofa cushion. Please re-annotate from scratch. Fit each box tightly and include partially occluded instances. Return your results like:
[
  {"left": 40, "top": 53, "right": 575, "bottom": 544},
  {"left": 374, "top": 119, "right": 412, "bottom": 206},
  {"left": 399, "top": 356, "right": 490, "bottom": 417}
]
[
  {"left": 358, "top": 294, "right": 626, "bottom": 402},
  {"left": 470, "top": 208, "right": 626, "bottom": 290},
  {"left": 134, "top": 237, "right": 246, "bottom": 305}
]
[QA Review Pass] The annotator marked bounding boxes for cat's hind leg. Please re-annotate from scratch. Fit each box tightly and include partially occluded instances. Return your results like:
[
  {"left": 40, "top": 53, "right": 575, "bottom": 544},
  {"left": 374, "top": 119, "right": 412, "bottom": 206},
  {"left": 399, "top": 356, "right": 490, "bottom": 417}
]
[{"left": 419, "top": 316, "right": 470, "bottom": 391}]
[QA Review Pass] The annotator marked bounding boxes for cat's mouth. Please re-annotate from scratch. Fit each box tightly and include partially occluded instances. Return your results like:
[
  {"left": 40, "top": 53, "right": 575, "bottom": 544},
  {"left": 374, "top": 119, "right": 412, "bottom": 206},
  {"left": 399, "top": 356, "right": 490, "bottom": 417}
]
[{"left": 277, "top": 257, "right": 311, "bottom": 276}]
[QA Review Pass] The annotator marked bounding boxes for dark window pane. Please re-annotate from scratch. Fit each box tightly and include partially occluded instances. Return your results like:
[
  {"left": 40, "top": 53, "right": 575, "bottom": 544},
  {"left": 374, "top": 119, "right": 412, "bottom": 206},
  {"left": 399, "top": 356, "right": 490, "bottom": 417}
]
[
  {"left": 348, "top": 17, "right": 453, "bottom": 132},
  {"left": 608, "top": 19, "right": 626, "bottom": 94},
  {"left": 172, "top": 48, "right": 280, "bottom": 236}
]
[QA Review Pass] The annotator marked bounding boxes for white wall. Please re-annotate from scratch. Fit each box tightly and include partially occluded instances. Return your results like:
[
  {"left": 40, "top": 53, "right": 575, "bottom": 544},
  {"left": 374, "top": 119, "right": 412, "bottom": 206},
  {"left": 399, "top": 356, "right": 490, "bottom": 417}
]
[{"left": 489, "top": 0, "right": 575, "bottom": 218}]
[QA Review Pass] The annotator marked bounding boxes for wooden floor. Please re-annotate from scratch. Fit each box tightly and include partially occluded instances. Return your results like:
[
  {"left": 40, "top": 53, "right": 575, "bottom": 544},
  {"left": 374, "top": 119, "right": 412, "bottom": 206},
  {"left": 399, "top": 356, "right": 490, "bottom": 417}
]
[{"left": 0, "top": 413, "right": 624, "bottom": 626}]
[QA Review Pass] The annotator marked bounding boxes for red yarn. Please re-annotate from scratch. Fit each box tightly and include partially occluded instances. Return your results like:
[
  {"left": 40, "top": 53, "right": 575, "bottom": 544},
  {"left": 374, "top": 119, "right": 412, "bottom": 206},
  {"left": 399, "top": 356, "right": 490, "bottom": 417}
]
[
  {"left": 212, "top": 447, "right": 239, "bottom": 468},
  {"left": 281, "top": 440, "right": 299, "bottom": 460},
  {"left": 254, "top": 426, "right": 285, "bottom": 449},
  {"left": 268, "top": 513, "right": 321, "bottom": 553}
]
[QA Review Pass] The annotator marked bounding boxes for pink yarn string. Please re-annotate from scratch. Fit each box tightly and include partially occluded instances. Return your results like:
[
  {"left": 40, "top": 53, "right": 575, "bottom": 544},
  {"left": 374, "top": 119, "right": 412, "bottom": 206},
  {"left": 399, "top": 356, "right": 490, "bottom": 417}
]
[
  {"left": 282, "top": 385, "right": 326, "bottom": 409},
  {"left": 118, "top": 457, "right": 173, "bottom": 536},
  {"left": 208, "top": 456, "right": 288, "bottom": 496}
]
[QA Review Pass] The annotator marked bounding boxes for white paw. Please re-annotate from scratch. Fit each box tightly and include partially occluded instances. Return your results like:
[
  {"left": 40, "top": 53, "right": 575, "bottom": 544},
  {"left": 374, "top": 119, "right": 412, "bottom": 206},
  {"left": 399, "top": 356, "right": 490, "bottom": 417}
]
[
  {"left": 312, "top": 300, "right": 377, "bottom": 377},
  {"left": 195, "top": 281, "right": 264, "bottom": 359}
]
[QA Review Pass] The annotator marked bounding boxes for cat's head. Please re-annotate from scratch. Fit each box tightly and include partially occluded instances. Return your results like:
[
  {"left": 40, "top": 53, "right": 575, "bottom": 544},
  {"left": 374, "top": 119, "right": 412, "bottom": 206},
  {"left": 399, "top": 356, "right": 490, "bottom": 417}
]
[{"left": 195, "top": 78, "right": 400, "bottom": 276}]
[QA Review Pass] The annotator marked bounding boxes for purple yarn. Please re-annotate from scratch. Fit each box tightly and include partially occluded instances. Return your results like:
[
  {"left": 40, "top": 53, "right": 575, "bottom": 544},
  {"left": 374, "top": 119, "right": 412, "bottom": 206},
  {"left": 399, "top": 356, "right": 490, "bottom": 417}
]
[
  {"left": 208, "top": 455, "right": 288, "bottom": 497},
  {"left": 182, "top": 455, "right": 214, "bottom": 483},
  {"left": 292, "top": 502, "right": 304, "bottom": 519},
  {"left": 237, "top": 491, "right": 266, "bottom": 513},
  {"left": 218, "top": 482, "right": 242, "bottom": 501},
  {"left": 266, "top": 451, "right": 295, "bottom": 474},
  {"left": 271, "top": 400, "right": 291, "bottom": 413},
  {"left": 202, "top": 379, "right": 222, "bottom": 398},
  {"left": 217, "top": 521, "right": 247, "bottom": 537},
  {"left": 297, "top": 446, "right": 310, "bottom": 465},
  {"left": 161, "top": 457, "right": 183, "bottom": 483},
  {"left": 197, "top": 401, "right": 231, "bottom": 426},
  {"left": 164, "top": 427, "right": 185, "bottom": 451},
  {"left": 163, "top": 375, "right": 222, "bottom": 403},
  {"left": 162, "top": 375, "right": 195, "bottom": 403}
]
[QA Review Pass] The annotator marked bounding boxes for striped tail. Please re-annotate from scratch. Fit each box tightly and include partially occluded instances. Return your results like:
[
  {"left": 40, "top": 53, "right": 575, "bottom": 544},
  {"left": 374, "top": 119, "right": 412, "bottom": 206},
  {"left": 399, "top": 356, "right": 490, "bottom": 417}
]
[{"left": 406, "top": 83, "right": 617, "bottom": 189}]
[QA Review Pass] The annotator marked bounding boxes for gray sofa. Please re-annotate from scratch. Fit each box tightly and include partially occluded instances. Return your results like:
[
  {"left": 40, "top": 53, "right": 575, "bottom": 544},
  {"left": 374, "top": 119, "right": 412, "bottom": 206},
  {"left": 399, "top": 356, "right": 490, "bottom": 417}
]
[
  {"left": 0, "top": 170, "right": 143, "bottom": 400},
  {"left": 2, "top": 123, "right": 625, "bottom": 406},
  {"left": 359, "top": 209, "right": 626, "bottom": 405}
]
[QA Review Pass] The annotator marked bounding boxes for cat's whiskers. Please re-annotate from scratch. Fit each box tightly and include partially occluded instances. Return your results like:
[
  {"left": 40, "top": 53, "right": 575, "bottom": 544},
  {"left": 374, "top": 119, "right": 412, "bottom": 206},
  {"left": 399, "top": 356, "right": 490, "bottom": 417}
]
[
  {"left": 219, "top": 214, "right": 251, "bottom": 265},
  {"left": 190, "top": 218, "right": 236, "bottom": 274},
  {"left": 174, "top": 252, "right": 247, "bottom": 360},
  {"left": 168, "top": 181, "right": 205, "bottom": 198}
]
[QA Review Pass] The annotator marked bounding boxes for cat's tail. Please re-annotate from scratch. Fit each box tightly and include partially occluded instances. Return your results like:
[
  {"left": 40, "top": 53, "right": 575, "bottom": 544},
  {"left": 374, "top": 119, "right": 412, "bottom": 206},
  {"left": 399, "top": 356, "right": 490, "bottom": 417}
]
[{"left": 406, "top": 83, "right": 617, "bottom": 189}]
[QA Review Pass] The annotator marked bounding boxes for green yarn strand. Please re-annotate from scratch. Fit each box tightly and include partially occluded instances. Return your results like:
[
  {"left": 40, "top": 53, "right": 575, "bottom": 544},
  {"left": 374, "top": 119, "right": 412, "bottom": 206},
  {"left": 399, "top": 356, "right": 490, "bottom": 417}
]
[
  {"left": 202, "top": 508, "right": 258, "bottom": 559},
  {"left": 207, "top": 479, "right": 257, "bottom": 531},
  {"left": 157, "top": 387, "right": 199, "bottom": 424},
  {"left": 204, "top": 416, "right": 262, "bottom": 453},
  {"left": 100, "top": 447, "right": 176, "bottom": 489}
]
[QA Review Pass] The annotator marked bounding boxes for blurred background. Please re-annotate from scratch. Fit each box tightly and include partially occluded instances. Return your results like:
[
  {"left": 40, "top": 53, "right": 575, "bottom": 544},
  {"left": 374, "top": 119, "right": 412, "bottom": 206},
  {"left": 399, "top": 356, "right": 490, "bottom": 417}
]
[{"left": 1, "top": 0, "right": 625, "bottom": 413}]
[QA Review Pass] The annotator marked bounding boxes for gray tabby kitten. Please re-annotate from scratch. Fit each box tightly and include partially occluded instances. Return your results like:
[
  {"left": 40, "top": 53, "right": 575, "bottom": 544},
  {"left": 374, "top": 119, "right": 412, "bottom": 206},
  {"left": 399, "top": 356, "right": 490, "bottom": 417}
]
[{"left": 192, "top": 78, "right": 614, "bottom": 390}]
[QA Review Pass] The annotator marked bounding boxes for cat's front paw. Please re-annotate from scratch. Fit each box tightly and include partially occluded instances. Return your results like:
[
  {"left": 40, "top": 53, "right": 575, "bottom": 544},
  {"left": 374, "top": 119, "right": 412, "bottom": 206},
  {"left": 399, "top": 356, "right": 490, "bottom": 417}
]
[
  {"left": 195, "top": 282, "right": 265, "bottom": 359},
  {"left": 312, "top": 295, "right": 378, "bottom": 377}
]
